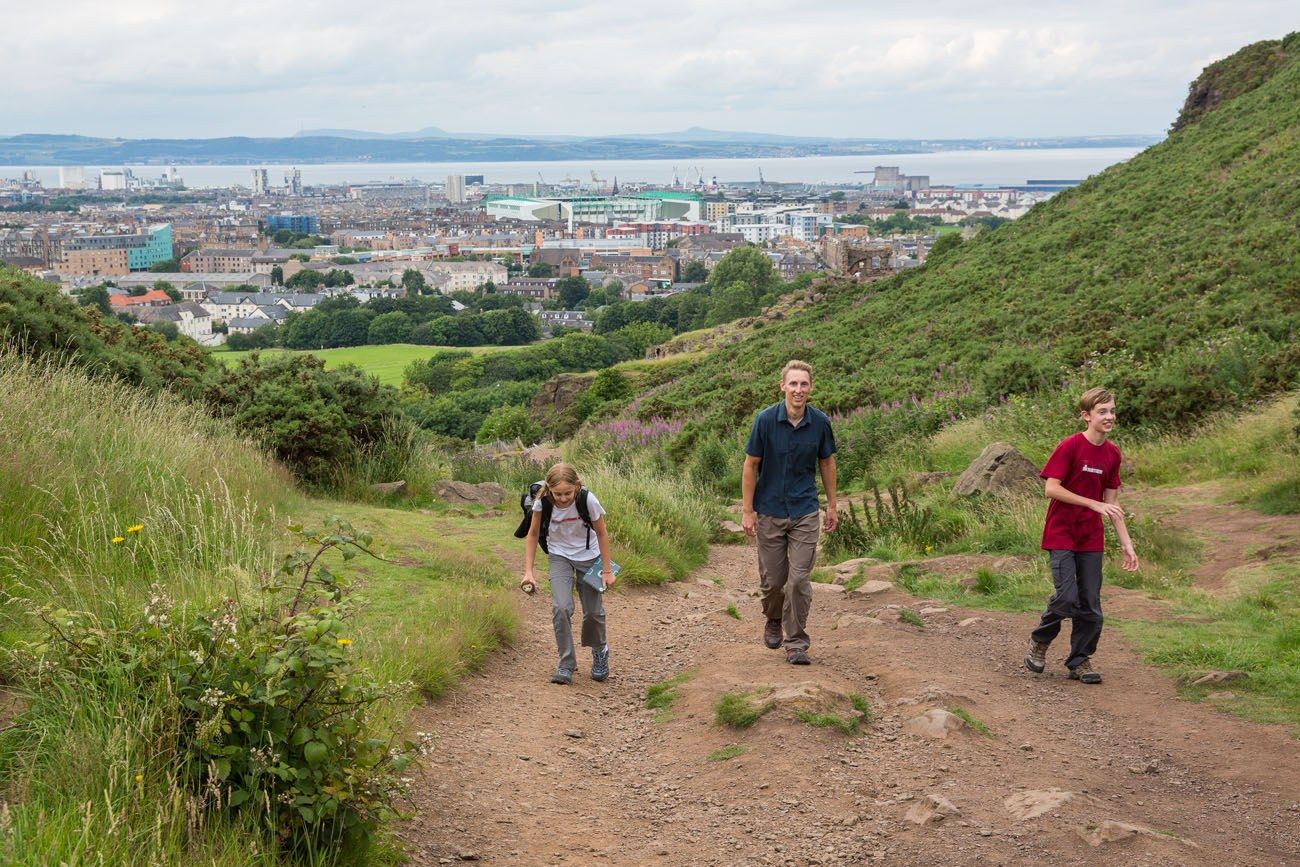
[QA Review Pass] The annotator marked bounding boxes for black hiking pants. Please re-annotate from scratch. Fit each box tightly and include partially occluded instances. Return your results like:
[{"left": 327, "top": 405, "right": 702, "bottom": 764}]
[{"left": 1031, "top": 550, "right": 1104, "bottom": 670}]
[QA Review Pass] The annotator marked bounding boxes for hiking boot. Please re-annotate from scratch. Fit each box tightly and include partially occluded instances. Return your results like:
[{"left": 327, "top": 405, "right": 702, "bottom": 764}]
[
  {"left": 786, "top": 648, "right": 811, "bottom": 665},
  {"left": 763, "top": 618, "right": 783, "bottom": 650},
  {"left": 590, "top": 645, "right": 609, "bottom": 682},
  {"left": 550, "top": 667, "right": 573, "bottom": 685},
  {"left": 1068, "top": 658, "right": 1102, "bottom": 684},
  {"left": 1024, "top": 640, "right": 1049, "bottom": 674}
]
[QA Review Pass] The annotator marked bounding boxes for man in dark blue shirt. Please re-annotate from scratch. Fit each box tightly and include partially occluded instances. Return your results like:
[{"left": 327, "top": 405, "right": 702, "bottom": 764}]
[{"left": 742, "top": 360, "right": 838, "bottom": 664}]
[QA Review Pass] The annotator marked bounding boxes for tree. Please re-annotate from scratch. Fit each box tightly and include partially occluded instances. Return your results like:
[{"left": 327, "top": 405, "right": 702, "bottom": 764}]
[
  {"left": 610, "top": 321, "right": 673, "bottom": 357},
  {"left": 555, "top": 275, "right": 590, "bottom": 309},
  {"left": 526, "top": 261, "right": 553, "bottom": 278},
  {"left": 147, "top": 320, "right": 180, "bottom": 341},
  {"left": 148, "top": 258, "right": 180, "bottom": 272},
  {"left": 75, "top": 285, "right": 111, "bottom": 315},
  {"left": 480, "top": 307, "right": 540, "bottom": 345},
  {"left": 330, "top": 309, "right": 372, "bottom": 347},
  {"left": 367, "top": 311, "right": 413, "bottom": 344},
  {"left": 475, "top": 404, "right": 542, "bottom": 445},
  {"left": 401, "top": 268, "right": 427, "bottom": 295},
  {"left": 270, "top": 265, "right": 284, "bottom": 286},
  {"left": 709, "top": 280, "right": 760, "bottom": 325},
  {"left": 286, "top": 269, "right": 325, "bottom": 290},
  {"left": 681, "top": 260, "right": 709, "bottom": 283},
  {"left": 707, "top": 246, "right": 778, "bottom": 301}
]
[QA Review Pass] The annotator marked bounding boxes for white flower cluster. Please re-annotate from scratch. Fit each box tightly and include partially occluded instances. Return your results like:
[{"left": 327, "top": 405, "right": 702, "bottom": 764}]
[
  {"left": 415, "top": 731, "right": 436, "bottom": 757},
  {"left": 200, "top": 687, "right": 225, "bottom": 708},
  {"left": 144, "top": 583, "right": 173, "bottom": 628}
]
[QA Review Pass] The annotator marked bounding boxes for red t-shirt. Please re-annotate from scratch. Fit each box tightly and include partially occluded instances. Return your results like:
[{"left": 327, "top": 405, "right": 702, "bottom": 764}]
[{"left": 1040, "top": 432, "right": 1122, "bottom": 552}]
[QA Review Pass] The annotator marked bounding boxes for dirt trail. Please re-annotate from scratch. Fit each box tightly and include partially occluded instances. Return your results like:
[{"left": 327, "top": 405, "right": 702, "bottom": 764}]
[{"left": 400, "top": 527, "right": 1300, "bottom": 866}]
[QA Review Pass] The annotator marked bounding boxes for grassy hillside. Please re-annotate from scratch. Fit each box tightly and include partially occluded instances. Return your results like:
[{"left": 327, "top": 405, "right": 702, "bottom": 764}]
[
  {"left": 216, "top": 343, "right": 519, "bottom": 387},
  {"left": 635, "top": 34, "right": 1300, "bottom": 452}
]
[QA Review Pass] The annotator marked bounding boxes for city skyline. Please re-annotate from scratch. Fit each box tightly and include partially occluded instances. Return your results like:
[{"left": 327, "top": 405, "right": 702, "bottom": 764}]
[{"left": 2, "top": 1, "right": 1295, "bottom": 140}]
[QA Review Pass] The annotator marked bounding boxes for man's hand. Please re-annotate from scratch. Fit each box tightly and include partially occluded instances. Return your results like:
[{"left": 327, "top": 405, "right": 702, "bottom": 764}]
[
  {"left": 601, "top": 570, "right": 617, "bottom": 589},
  {"left": 823, "top": 508, "right": 838, "bottom": 533},
  {"left": 741, "top": 509, "right": 757, "bottom": 539},
  {"left": 1091, "top": 500, "right": 1125, "bottom": 522},
  {"left": 1121, "top": 545, "right": 1139, "bottom": 572}
]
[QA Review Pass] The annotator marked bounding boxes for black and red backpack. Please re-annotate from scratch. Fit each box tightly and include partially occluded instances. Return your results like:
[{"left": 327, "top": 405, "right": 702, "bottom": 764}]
[{"left": 513, "top": 481, "right": 593, "bottom": 553}]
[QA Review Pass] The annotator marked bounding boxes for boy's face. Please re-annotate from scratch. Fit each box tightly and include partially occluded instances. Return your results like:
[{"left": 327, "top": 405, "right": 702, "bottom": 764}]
[
  {"left": 549, "top": 482, "right": 578, "bottom": 507},
  {"left": 1081, "top": 400, "right": 1117, "bottom": 435},
  {"left": 780, "top": 370, "right": 813, "bottom": 410}
]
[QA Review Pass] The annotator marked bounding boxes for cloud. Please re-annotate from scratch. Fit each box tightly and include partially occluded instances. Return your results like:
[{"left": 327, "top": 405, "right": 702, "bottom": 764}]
[{"left": 1, "top": 0, "right": 1295, "bottom": 137}]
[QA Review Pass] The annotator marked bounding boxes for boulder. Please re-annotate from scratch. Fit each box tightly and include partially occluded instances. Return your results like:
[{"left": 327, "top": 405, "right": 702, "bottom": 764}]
[
  {"left": 432, "top": 480, "right": 509, "bottom": 507},
  {"left": 718, "top": 520, "right": 747, "bottom": 543},
  {"left": 529, "top": 372, "right": 592, "bottom": 420},
  {"left": 902, "top": 709, "right": 967, "bottom": 740},
  {"left": 848, "top": 580, "right": 895, "bottom": 598},
  {"left": 1003, "top": 789, "right": 1077, "bottom": 821},
  {"left": 904, "top": 794, "right": 961, "bottom": 826},
  {"left": 952, "top": 442, "right": 1041, "bottom": 497},
  {"left": 368, "top": 480, "right": 407, "bottom": 496}
]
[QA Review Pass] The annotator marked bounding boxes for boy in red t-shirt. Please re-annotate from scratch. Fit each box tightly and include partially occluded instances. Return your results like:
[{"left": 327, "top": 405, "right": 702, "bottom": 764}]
[{"left": 1024, "top": 387, "right": 1139, "bottom": 684}]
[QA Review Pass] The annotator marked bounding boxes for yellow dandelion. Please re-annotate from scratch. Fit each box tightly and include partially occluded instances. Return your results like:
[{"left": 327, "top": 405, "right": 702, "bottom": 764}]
[
  {"left": 127, "top": 524, "right": 144, "bottom": 534},
  {"left": 336, "top": 638, "right": 352, "bottom": 646},
  {"left": 135, "top": 774, "right": 143, "bottom": 782},
  {"left": 112, "top": 536, "right": 126, "bottom": 544}
]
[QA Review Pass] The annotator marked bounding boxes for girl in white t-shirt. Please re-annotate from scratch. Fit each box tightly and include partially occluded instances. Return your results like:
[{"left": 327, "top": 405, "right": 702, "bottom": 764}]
[{"left": 521, "top": 463, "right": 617, "bottom": 684}]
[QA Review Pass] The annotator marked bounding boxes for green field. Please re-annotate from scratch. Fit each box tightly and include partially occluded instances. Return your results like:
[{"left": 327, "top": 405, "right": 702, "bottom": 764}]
[{"left": 215, "top": 343, "right": 520, "bottom": 386}]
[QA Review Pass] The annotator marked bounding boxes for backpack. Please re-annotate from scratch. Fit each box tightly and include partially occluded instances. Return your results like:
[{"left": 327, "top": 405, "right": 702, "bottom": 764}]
[{"left": 512, "top": 482, "right": 593, "bottom": 554}]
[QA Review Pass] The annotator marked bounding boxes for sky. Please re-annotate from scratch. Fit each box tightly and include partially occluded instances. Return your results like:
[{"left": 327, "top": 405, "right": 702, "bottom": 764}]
[{"left": 2, "top": 0, "right": 1295, "bottom": 140}]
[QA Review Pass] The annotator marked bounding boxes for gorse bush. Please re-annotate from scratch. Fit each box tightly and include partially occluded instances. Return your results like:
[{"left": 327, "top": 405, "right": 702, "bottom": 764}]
[{"left": 11, "top": 519, "right": 421, "bottom": 859}]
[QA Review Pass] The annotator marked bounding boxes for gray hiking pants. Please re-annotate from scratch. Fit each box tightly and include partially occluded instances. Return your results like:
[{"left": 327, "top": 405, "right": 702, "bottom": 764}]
[
  {"left": 756, "top": 511, "right": 821, "bottom": 652},
  {"left": 548, "top": 553, "right": 606, "bottom": 672}
]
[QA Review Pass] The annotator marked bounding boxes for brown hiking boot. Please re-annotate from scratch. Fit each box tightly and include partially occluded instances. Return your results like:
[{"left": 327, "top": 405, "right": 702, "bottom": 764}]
[
  {"left": 786, "top": 648, "right": 811, "bottom": 665},
  {"left": 763, "top": 618, "right": 782, "bottom": 649},
  {"left": 1024, "top": 640, "right": 1049, "bottom": 673},
  {"left": 1068, "top": 657, "right": 1103, "bottom": 684}
]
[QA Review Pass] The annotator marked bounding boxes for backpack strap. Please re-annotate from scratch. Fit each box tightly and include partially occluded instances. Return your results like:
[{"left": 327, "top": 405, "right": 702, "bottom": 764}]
[
  {"left": 575, "top": 488, "right": 593, "bottom": 551},
  {"left": 539, "top": 496, "right": 554, "bottom": 553}
]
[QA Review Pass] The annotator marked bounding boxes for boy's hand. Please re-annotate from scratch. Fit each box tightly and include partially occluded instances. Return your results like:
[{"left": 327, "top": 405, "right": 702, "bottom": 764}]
[
  {"left": 1092, "top": 500, "right": 1125, "bottom": 522},
  {"left": 601, "top": 570, "right": 617, "bottom": 589},
  {"left": 1121, "top": 545, "right": 1139, "bottom": 572}
]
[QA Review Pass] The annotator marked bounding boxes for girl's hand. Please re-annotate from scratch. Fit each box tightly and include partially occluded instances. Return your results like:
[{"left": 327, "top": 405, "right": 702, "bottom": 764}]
[
  {"left": 520, "top": 574, "right": 537, "bottom": 594},
  {"left": 601, "top": 570, "right": 616, "bottom": 589}
]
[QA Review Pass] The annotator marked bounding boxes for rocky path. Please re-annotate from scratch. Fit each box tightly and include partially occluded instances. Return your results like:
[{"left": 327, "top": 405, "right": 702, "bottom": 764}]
[{"left": 400, "top": 529, "right": 1300, "bottom": 865}]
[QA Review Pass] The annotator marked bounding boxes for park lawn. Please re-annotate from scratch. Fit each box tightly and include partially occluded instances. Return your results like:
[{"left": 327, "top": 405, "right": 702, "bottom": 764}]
[{"left": 215, "top": 343, "right": 521, "bottom": 386}]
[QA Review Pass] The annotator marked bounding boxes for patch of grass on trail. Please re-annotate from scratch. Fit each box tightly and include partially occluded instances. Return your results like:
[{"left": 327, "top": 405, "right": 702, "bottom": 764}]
[
  {"left": 217, "top": 343, "right": 515, "bottom": 386},
  {"left": 897, "top": 608, "right": 925, "bottom": 629},
  {"left": 707, "top": 744, "right": 748, "bottom": 761},
  {"left": 726, "top": 603, "right": 742, "bottom": 620},
  {"left": 949, "top": 706, "right": 992, "bottom": 737},
  {"left": 310, "top": 501, "right": 519, "bottom": 699},
  {"left": 1116, "top": 559, "right": 1300, "bottom": 732},
  {"left": 715, "top": 690, "right": 775, "bottom": 729},
  {"left": 797, "top": 710, "right": 861, "bottom": 736},
  {"left": 646, "top": 671, "right": 696, "bottom": 721}
]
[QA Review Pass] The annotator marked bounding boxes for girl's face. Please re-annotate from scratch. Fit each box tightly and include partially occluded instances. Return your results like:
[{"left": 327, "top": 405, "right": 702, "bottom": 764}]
[{"left": 549, "top": 482, "right": 579, "bottom": 507}]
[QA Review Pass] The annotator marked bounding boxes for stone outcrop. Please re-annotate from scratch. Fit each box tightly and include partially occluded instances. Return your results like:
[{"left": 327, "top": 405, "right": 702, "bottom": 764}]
[
  {"left": 902, "top": 709, "right": 967, "bottom": 739},
  {"left": 952, "top": 442, "right": 1041, "bottom": 497},
  {"left": 432, "top": 480, "right": 509, "bottom": 507},
  {"left": 529, "top": 373, "right": 592, "bottom": 420},
  {"left": 1003, "top": 789, "right": 1078, "bottom": 821},
  {"left": 904, "top": 794, "right": 961, "bottom": 826},
  {"left": 368, "top": 480, "right": 407, "bottom": 497}
]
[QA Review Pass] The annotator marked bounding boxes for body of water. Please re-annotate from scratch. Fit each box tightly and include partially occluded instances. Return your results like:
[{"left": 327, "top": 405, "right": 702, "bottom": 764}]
[{"left": 3, "top": 147, "right": 1145, "bottom": 190}]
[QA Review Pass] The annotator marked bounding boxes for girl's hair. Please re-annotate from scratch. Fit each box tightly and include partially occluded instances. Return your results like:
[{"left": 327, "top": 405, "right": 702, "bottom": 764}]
[{"left": 540, "top": 462, "right": 581, "bottom": 500}]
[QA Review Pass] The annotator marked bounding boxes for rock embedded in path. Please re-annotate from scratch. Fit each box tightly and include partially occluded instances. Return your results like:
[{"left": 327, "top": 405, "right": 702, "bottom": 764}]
[
  {"left": 849, "top": 580, "right": 895, "bottom": 598},
  {"left": 902, "top": 709, "right": 967, "bottom": 740},
  {"left": 834, "top": 613, "right": 882, "bottom": 630},
  {"left": 903, "top": 794, "right": 961, "bottom": 826},
  {"left": 952, "top": 442, "right": 1041, "bottom": 497},
  {"left": 1076, "top": 820, "right": 1194, "bottom": 848},
  {"left": 811, "top": 582, "right": 844, "bottom": 594},
  {"left": 1003, "top": 789, "right": 1077, "bottom": 821},
  {"left": 1191, "top": 670, "right": 1248, "bottom": 686}
]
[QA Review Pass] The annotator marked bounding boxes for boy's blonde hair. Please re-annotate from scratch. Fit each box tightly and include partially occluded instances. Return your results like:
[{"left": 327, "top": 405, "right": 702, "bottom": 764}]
[
  {"left": 1078, "top": 387, "right": 1115, "bottom": 413},
  {"left": 781, "top": 359, "right": 813, "bottom": 383},
  {"left": 540, "top": 462, "right": 581, "bottom": 500}
]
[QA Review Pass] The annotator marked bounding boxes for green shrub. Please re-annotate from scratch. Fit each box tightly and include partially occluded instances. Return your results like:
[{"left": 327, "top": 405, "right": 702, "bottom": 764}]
[{"left": 9, "top": 519, "right": 419, "bottom": 857}]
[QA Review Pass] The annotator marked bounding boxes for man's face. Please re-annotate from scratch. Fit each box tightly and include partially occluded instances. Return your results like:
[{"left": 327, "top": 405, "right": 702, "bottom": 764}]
[
  {"left": 780, "top": 370, "right": 812, "bottom": 409},
  {"left": 1081, "top": 400, "right": 1116, "bottom": 434}
]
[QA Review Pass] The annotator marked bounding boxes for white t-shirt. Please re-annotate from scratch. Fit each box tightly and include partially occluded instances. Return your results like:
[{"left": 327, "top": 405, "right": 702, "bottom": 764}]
[{"left": 533, "top": 491, "right": 605, "bottom": 559}]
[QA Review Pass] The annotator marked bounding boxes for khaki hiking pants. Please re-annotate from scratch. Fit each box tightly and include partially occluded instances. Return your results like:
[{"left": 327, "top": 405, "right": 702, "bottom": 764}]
[{"left": 756, "top": 511, "right": 820, "bottom": 652}]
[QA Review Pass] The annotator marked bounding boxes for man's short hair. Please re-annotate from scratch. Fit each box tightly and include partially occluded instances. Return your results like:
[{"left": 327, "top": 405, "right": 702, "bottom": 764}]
[
  {"left": 1078, "top": 387, "right": 1114, "bottom": 413},
  {"left": 781, "top": 360, "right": 813, "bottom": 383}
]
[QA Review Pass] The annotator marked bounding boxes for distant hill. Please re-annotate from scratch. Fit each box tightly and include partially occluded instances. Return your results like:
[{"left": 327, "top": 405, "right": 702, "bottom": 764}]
[
  {"left": 0, "top": 131, "right": 1162, "bottom": 165},
  {"left": 632, "top": 34, "right": 1300, "bottom": 437}
]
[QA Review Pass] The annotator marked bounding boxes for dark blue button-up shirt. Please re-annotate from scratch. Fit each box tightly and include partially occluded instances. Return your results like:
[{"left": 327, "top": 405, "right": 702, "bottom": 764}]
[{"left": 745, "top": 401, "right": 837, "bottom": 519}]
